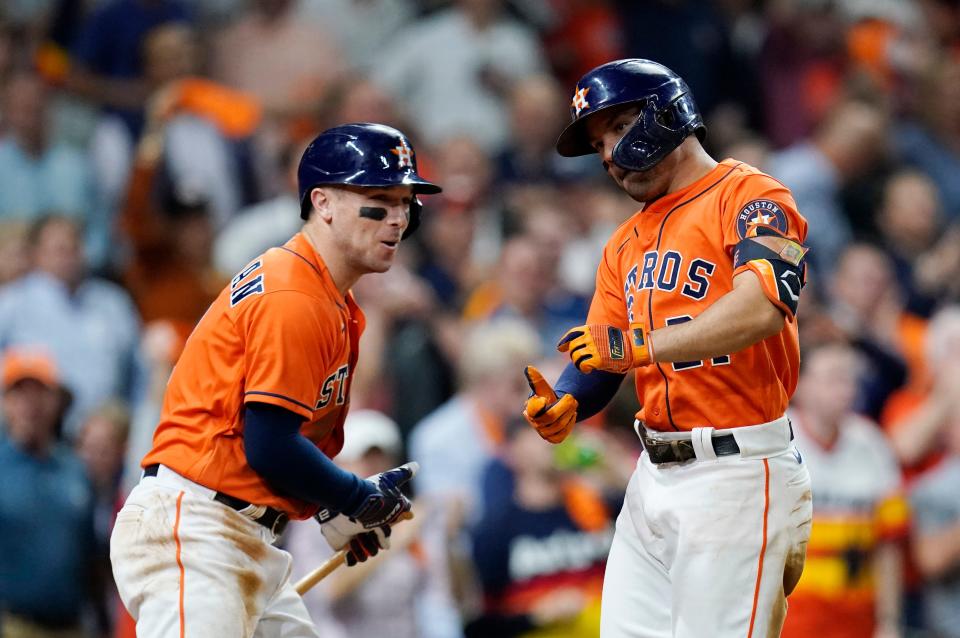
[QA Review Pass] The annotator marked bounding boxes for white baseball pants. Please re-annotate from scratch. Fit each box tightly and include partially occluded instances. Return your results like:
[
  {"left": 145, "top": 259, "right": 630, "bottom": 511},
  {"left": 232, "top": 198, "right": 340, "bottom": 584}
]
[
  {"left": 110, "top": 466, "right": 319, "bottom": 638},
  {"left": 600, "top": 417, "right": 812, "bottom": 638}
]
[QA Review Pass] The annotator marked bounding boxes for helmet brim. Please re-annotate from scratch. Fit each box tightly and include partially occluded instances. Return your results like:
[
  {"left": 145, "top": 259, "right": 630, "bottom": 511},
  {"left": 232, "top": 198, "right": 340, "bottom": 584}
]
[
  {"left": 405, "top": 176, "right": 443, "bottom": 195},
  {"left": 556, "top": 117, "right": 595, "bottom": 157}
]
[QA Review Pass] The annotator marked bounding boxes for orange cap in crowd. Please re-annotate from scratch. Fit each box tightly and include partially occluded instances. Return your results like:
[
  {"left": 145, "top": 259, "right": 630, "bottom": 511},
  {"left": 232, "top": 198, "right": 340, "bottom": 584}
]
[{"left": 1, "top": 349, "right": 61, "bottom": 390}]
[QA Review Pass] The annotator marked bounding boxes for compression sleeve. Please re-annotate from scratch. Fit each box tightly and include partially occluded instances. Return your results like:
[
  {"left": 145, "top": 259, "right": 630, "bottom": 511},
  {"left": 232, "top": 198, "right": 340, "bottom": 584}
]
[
  {"left": 555, "top": 363, "right": 626, "bottom": 421},
  {"left": 243, "top": 402, "right": 375, "bottom": 513}
]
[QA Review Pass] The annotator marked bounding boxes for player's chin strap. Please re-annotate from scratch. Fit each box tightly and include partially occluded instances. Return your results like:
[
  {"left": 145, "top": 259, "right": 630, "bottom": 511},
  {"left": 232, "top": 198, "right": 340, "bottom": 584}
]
[{"left": 733, "top": 230, "right": 809, "bottom": 319}]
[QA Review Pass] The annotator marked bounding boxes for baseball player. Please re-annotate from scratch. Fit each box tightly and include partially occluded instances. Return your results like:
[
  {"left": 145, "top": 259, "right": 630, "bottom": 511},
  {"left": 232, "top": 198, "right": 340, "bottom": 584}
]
[
  {"left": 522, "top": 59, "right": 814, "bottom": 638},
  {"left": 110, "top": 123, "right": 441, "bottom": 638}
]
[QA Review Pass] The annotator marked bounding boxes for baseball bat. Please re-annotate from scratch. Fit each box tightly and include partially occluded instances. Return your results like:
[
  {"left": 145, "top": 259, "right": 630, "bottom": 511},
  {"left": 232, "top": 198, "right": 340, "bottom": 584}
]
[{"left": 295, "top": 511, "right": 415, "bottom": 595}]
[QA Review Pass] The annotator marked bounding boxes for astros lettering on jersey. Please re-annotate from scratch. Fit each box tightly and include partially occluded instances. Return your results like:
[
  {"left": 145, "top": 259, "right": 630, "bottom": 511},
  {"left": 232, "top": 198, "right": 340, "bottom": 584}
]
[
  {"left": 589, "top": 159, "right": 808, "bottom": 431},
  {"left": 143, "top": 232, "right": 364, "bottom": 519}
]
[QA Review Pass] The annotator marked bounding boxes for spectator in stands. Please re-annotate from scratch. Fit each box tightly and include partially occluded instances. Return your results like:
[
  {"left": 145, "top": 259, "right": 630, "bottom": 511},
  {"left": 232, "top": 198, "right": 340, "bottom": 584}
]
[
  {"left": 213, "top": 138, "right": 303, "bottom": 277},
  {"left": 76, "top": 401, "right": 130, "bottom": 555},
  {"left": 410, "top": 317, "right": 540, "bottom": 523},
  {"left": 618, "top": 0, "right": 737, "bottom": 119},
  {"left": 75, "top": 400, "right": 130, "bottom": 636},
  {"left": 0, "top": 220, "right": 29, "bottom": 285},
  {"left": 466, "top": 419, "right": 616, "bottom": 638},
  {"left": 288, "top": 409, "right": 428, "bottom": 638},
  {"left": 895, "top": 54, "right": 960, "bottom": 219},
  {"left": 495, "top": 74, "right": 587, "bottom": 186},
  {"left": 0, "top": 215, "right": 141, "bottom": 437},
  {"left": 0, "top": 349, "right": 99, "bottom": 637},
  {"left": 908, "top": 388, "right": 960, "bottom": 638},
  {"left": 825, "top": 243, "right": 909, "bottom": 419},
  {"left": 464, "top": 233, "right": 589, "bottom": 351},
  {"left": 68, "top": 0, "right": 191, "bottom": 137},
  {"left": 784, "top": 342, "right": 906, "bottom": 638},
  {"left": 758, "top": 1, "right": 848, "bottom": 147},
  {"left": 884, "top": 306, "right": 960, "bottom": 483},
  {"left": 417, "top": 136, "right": 498, "bottom": 304},
  {"left": 373, "top": 0, "right": 546, "bottom": 154},
  {"left": 211, "top": 0, "right": 345, "bottom": 167},
  {"left": 297, "top": 0, "right": 415, "bottom": 71},
  {"left": 876, "top": 169, "right": 960, "bottom": 317},
  {"left": 768, "top": 98, "right": 888, "bottom": 276},
  {"left": 0, "top": 72, "right": 93, "bottom": 223}
]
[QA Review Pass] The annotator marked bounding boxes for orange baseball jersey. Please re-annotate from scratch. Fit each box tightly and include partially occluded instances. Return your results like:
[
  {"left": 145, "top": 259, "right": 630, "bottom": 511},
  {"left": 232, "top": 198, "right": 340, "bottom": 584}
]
[
  {"left": 143, "top": 232, "right": 365, "bottom": 519},
  {"left": 589, "top": 159, "right": 808, "bottom": 431}
]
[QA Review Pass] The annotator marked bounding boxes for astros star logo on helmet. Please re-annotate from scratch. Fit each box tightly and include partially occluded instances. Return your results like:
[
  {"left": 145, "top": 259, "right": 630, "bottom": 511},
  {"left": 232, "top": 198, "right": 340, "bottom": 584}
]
[
  {"left": 572, "top": 86, "right": 591, "bottom": 117},
  {"left": 390, "top": 138, "right": 414, "bottom": 169}
]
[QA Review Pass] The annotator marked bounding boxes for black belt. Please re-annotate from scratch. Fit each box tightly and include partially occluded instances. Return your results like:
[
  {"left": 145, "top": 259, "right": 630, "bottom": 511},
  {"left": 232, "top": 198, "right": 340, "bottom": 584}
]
[
  {"left": 637, "top": 427, "right": 740, "bottom": 464},
  {"left": 638, "top": 421, "right": 794, "bottom": 465},
  {"left": 143, "top": 464, "right": 289, "bottom": 536}
]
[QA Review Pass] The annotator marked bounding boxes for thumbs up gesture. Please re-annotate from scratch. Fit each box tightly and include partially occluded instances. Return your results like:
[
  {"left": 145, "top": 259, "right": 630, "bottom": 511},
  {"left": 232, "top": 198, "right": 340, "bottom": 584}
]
[{"left": 522, "top": 366, "right": 579, "bottom": 444}]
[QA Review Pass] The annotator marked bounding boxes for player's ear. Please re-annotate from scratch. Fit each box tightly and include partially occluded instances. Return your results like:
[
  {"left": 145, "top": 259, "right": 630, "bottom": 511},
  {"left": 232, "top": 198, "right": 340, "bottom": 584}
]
[{"left": 310, "top": 187, "right": 335, "bottom": 224}]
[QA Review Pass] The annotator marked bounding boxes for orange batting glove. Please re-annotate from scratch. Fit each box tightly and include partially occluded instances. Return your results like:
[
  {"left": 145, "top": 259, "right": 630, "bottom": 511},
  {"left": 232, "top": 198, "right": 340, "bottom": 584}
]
[
  {"left": 522, "top": 366, "right": 578, "bottom": 444},
  {"left": 556, "top": 323, "right": 653, "bottom": 374}
]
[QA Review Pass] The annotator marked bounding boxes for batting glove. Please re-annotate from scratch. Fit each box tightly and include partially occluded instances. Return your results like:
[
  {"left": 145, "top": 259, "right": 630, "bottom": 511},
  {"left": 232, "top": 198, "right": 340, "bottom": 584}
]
[
  {"left": 317, "top": 462, "right": 418, "bottom": 565},
  {"left": 318, "top": 514, "right": 392, "bottom": 566},
  {"left": 344, "top": 461, "right": 417, "bottom": 529},
  {"left": 522, "top": 366, "right": 578, "bottom": 444},
  {"left": 556, "top": 323, "right": 653, "bottom": 374}
]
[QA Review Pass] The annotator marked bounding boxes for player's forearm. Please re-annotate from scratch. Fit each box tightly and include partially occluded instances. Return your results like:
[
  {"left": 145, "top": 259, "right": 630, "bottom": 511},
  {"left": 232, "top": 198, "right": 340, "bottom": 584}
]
[
  {"left": 244, "top": 402, "right": 375, "bottom": 513},
  {"left": 555, "top": 364, "right": 625, "bottom": 421},
  {"left": 649, "top": 272, "right": 784, "bottom": 363}
]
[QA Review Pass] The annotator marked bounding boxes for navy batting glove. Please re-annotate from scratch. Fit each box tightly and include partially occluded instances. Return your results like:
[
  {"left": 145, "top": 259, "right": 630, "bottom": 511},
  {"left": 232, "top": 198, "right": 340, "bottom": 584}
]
[
  {"left": 344, "top": 462, "right": 418, "bottom": 529},
  {"left": 345, "top": 526, "right": 392, "bottom": 566}
]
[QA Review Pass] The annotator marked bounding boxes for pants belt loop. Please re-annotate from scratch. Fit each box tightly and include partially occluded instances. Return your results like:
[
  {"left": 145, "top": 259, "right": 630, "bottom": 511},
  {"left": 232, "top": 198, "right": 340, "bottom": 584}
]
[{"left": 691, "top": 426, "right": 718, "bottom": 461}]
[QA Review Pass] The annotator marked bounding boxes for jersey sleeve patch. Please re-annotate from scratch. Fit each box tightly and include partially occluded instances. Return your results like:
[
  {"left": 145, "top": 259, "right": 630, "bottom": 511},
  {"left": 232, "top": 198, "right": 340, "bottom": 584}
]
[{"left": 736, "top": 199, "right": 789, "bottom": 239}]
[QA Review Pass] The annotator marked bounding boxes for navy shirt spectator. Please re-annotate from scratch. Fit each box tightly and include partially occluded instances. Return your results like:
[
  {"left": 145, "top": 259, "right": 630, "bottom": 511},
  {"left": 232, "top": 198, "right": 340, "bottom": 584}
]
[
  {"left": 0, "top": 349, "right": 97, "bottom": 635},
  {"left": 71, "top": 0, "right": 190, "bottom": 136}
]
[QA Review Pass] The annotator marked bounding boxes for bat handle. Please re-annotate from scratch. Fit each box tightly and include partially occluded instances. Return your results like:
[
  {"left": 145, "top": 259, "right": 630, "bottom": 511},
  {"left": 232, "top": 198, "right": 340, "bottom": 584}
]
[
  {"left": 294, "top": 510, "right": 415, "bottom": 595},
  {"left": 294, "top": 550, "right": 347, "bottom": 595}
]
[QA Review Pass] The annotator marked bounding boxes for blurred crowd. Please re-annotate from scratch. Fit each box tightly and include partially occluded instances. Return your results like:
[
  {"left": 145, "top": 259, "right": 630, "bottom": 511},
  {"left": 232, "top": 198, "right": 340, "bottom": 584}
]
[{"left": 2, "top": 0, "right": 960, "bottom": 637}]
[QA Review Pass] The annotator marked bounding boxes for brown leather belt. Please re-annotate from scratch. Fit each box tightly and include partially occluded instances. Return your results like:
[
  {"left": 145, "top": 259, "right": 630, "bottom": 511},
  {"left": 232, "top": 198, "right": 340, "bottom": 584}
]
[{"left": 143, "top": 464, "right": 289, "bottom": 536}]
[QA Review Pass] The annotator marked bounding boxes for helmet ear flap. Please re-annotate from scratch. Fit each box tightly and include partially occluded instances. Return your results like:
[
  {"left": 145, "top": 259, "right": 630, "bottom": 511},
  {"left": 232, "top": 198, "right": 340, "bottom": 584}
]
[{"left": 401, "top": 197, "right": 422, "bottom": 240}]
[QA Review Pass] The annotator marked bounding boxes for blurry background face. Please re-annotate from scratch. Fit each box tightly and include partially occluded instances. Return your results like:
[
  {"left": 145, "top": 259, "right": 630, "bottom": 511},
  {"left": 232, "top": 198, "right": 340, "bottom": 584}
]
[
  {"left": 506, "top": 424, "right": 559, "bottom": 478},
  {"left": 831, "top": 245, "right": 894, "bottom": 315},
  {"left": 509, "top": 75, "right": 567, "bottom": 153},
  {"left": 33, "top": 218, "right": 85, "bottom": 288},
  {"left": 3, "top": 73, "right": 47, "bottom": 151},
  {"left": 433, "top": 136, "right": 492, "bottom": 208},
  {"left": 798, "top": 344, "right": 861, "bottom": 423},
  {"left": 144, "top": 24, "right": 199, "bottom": 85},
  {"left": 2, "top": 379, "right": 61, "bottom": 449},
  {"left": 879, "top": 171, "right": 941, "bottom": 254},
  {"left": 76, "top": 411, "right": 128, "bottom": 487},
  {"left": 334, "top": 80, "right": 398, "bottom": 128},
  {"left": 498, "top": 237, "right": 553, "bottom": 315}
]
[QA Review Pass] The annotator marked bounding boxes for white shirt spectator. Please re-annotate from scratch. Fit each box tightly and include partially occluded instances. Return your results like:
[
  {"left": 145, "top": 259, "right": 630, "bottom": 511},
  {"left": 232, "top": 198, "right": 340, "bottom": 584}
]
[
  {"left": 373, "top": 7, "right": 545, "bottom": 154},
  {"left": 213, "top": 193, "right": 301, "bottom": 276},
  {"left": 0, "top": 271, "right": 141, "bottom": 437}
]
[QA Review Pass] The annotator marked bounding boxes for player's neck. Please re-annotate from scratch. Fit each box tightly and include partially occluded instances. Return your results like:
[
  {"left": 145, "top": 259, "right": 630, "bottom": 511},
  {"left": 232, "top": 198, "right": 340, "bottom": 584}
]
[
  {"left": 666, "top": 143, "right": 718, "bottom": 194},
  {"left": 301, "top": 225, "right": 359, "bottom": 296}
]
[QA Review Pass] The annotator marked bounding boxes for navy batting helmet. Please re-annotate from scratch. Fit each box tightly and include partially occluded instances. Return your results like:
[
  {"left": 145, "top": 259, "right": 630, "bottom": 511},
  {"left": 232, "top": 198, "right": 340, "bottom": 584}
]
[
  {"left": 298, "top": 123, "right": 441, "bottom": 238},
  {"left": 555, "top": 59, "right": 706, "bottom": 172}
]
